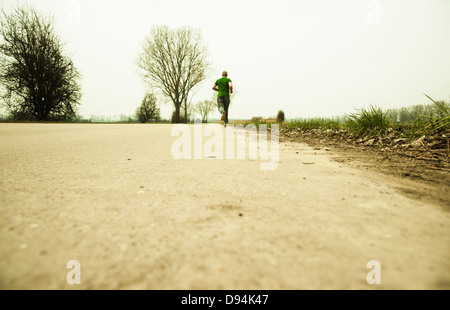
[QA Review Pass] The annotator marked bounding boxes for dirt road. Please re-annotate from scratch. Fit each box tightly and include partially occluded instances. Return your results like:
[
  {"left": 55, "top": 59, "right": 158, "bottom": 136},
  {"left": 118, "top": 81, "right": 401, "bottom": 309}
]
[{"left": 0, "top": 123, "right": 449, "bottom": 289}]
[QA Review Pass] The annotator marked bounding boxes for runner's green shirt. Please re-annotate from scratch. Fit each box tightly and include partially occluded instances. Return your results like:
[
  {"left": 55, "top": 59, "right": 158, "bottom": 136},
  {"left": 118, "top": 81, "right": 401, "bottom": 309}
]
[{"left": 215, "top": 77, "right": 232, "bottom": 97}]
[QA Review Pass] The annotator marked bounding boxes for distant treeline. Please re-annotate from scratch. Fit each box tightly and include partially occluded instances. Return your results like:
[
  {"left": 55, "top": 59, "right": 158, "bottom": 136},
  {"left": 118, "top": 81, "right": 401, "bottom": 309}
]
[
  {"left": 2, "top": 99, "right": 448, "bottom": 125},
  {"left": 287, "top": 100, "right": 450, "bottom": 125},
  {"left": 386, "top": 101, "right": 450, "bottom": 123},
  {"left": 0, "top": 114, "right": 170, "bottom": 123}
]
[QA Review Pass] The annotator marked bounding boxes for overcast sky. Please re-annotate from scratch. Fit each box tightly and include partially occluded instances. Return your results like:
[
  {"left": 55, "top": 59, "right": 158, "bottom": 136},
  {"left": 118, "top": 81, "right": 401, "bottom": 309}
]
[{"left": 1, "top": 0, "right": 449, "bottom": 120}]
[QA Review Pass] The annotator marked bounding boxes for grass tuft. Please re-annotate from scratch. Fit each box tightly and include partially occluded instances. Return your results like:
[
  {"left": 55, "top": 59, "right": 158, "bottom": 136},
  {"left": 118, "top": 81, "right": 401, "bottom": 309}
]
[{"left": 345, "top": 105, "right": 390, "bottom": 137}]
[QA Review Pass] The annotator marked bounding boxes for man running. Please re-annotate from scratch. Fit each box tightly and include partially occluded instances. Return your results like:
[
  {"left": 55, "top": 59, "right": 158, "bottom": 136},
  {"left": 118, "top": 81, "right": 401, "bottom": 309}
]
[{"left": 212, "top": 70, "right": 233, "bottom": 126}]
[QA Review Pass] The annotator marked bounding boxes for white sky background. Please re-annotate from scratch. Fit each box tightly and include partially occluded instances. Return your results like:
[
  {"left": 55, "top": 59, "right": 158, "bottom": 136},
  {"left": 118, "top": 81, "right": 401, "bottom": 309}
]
[{"left": 1, "top": 0, "right": 449, "bottom": 120}]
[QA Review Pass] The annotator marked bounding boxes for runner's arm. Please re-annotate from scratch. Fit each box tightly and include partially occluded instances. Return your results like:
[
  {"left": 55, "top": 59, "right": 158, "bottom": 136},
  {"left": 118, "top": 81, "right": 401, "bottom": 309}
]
[
  {"left": 212, "top": 84, "right": 218, "bottom": 91},
  {"left": 229, "top": 82, "right": 233, "bottom": 94}
]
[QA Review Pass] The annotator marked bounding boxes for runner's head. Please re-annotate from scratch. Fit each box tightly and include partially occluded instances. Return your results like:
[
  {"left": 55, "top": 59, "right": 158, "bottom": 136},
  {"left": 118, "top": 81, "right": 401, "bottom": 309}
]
[{"left": 222, "top": 70, "right": 228, "bottom": 77}]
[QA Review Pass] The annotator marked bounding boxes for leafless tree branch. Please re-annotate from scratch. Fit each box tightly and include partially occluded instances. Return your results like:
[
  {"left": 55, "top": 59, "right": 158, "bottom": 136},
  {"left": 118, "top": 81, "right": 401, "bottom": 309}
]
[
  {"left": 0, "top": 5, "right": 81, "bottom": 121},
  {"left": 137, "top": 25, "right": 209, "bottom": 123}
]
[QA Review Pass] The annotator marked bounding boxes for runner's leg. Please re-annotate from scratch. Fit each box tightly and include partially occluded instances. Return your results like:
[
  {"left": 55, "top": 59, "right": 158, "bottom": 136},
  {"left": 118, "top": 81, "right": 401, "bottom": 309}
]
[
  {"left": 224, "top": 96, "right": 230, "bottom": 124},
  {"left": 217, "top": 97, "right": 224, "bottom": 114}
]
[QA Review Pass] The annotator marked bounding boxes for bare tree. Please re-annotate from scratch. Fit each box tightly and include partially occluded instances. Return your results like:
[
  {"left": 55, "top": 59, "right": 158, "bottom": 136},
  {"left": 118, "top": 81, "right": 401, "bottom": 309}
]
[
  {"left": 181, "top": 94, "right": 195, "bottom": 123},
  {"left": 195, "top": 99, "right": 215, "bottom": 123},
  {"left": 137, "top": 25, "right": 209, "bottom": 123},
  {"left": 136, "top": 92, "right": 160, "bottom": 123},
  {"left": 0, "top": 6, "right": 81, "bottom": 121}
]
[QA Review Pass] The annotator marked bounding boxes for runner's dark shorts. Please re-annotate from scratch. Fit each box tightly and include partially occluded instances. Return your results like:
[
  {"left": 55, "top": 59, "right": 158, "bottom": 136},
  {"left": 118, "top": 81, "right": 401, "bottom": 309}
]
[{"left": 217, "top": 96, "right": 230, "bottom": 113}]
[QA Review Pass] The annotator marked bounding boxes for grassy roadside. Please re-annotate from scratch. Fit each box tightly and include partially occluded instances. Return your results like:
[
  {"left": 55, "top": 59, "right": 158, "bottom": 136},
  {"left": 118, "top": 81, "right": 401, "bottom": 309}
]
[
  {"left": 220, "top": 95, "right": 449, "bottom": 157},
  {"left": 279, "top": 95, "right": 449, "bottom": 152},
  {"left": 276, "top": 96, "right": 449, "bottom": 192}
]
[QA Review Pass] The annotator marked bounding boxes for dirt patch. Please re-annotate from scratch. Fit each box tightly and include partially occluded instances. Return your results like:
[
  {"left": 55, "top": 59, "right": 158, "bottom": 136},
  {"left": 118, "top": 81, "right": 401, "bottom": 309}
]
[{"left": 279, "top": 128, "right": 450, "bottom": 209}]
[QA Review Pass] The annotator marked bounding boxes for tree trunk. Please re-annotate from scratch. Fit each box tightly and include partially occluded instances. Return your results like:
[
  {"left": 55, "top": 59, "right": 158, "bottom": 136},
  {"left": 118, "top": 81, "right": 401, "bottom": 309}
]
[
  {"left": 174, "top": 103, "right": 181, "bottom": 123},
  {"left": 183, "top": 105, "right": 188, "bottom": 124}
]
